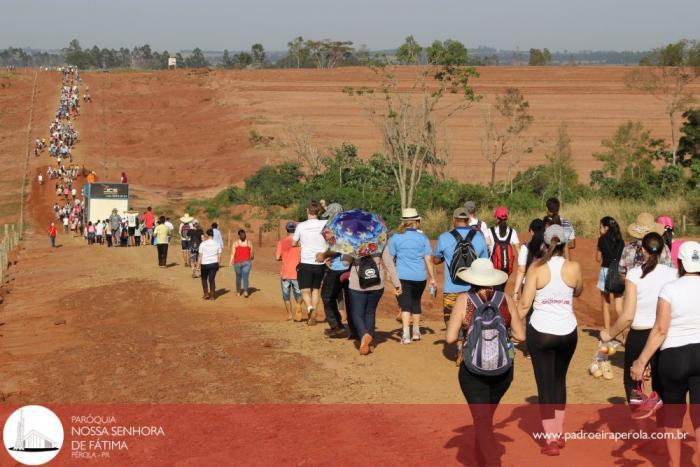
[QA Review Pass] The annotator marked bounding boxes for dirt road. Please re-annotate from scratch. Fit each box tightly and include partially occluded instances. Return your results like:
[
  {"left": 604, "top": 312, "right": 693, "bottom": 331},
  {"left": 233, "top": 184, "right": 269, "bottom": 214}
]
[{"left": 1, "top": 70, "right": 632, "bottom": 407}]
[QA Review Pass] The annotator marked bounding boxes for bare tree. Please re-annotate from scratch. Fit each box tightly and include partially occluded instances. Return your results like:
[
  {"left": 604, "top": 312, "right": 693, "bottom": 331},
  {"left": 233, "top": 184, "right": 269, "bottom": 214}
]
[
  {"left": 345, "top": 64, "right": 479, "bottom": 209},
  {"left": 479, "top": 87, "right": 534, "bottom": 191},
  {"left": 547, "top": 122, "right": 574, "bottom": 201},
  {"left": 287, "top": 36, "right": 308, "bottom": 68},
  {"left": 283, "top": 123, "right": 324, "bottom": 178},
  {"left": 625, "top": 40, "right": 700, "bottom": 165}
]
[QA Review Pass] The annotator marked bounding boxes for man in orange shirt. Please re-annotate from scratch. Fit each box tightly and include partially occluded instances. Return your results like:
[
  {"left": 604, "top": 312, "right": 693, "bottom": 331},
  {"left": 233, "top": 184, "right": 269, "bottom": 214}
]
[{"left": 276, "top": 222, "right": 303, "bottom": 321}]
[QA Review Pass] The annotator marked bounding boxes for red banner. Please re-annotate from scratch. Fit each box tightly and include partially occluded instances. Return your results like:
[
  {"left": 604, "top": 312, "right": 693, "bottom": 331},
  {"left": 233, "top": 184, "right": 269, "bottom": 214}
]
[{"left": 0, "top": 404, "right": 691, "bottom": 466}]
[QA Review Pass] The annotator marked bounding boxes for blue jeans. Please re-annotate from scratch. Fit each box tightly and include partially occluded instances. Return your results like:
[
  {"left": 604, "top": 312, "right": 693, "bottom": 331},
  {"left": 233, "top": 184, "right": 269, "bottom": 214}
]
[
  {"left": 280, "top": 279, "right": 301, "bottom": 302},
  {"left": 234, "top": 261, "right": 252, "bottom": 293},
  {"left": 348, "top": 289, "right": 384, "bottom": 338}
]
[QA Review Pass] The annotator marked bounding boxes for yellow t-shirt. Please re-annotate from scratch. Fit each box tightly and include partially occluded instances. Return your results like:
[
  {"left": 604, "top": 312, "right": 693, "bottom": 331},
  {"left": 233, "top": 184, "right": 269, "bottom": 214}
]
[{"left": 154, "top": 224, "right": 169, "bottom": 244}]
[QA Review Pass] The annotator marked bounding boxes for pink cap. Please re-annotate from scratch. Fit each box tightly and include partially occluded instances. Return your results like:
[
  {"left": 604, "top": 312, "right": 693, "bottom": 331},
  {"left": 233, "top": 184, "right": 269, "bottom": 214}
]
[
  {"left": 494, "top": 207, "right": 509, "bottom": 220},
  {"left": 657, "top": 216, "right": 673, "bottom": 229}
]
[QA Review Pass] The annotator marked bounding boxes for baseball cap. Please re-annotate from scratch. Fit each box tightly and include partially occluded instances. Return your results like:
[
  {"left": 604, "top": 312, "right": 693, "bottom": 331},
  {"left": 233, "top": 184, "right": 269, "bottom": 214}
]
[
  {"left": 544, "top": 224, "right": 569, "bottom": 245},
  {"left": 657, "top": 216, "right": 674, "bottom": 230},
  {"left": 464, "top": 201, "right": 476, "bottom": 212},
  {"left": 285, "top": 221, "right": 297, "bottom": 233},
  {"left": 453, "top": 207, "right": 469, "bottom": 219},
  {"left": 678, "top": 241, "right": 700, "bottom": 273},
  {"left": 494, "top": 207, "right": 509, "bottom": 220}
]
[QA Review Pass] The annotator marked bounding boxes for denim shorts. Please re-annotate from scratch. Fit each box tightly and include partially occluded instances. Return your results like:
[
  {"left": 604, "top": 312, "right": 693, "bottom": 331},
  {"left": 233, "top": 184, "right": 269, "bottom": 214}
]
[{"left": 280, "top": 279, "right": 301, "bottom": 301}]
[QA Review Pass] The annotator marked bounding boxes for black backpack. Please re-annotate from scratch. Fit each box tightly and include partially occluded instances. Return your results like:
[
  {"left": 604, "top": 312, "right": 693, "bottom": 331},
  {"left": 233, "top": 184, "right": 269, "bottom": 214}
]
[
  {"left": 463, "top": 291, "right": 512, "bottom": 376},
  {"left": 449, "top": 229, "right": 478, "bottom": 285},
  {"left": 357, "top": 256, "right": 381, "bottom": 289},
  {"left": 605, "top": 259, "right": 625, "bottom": 295}
]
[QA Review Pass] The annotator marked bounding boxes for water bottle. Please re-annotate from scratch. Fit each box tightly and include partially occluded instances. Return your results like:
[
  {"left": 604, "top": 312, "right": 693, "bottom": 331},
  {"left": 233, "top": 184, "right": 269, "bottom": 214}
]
[
  {"left": 429, "top": 285, "right": 436, "bottom": 298},
  {"left": 507, "top": 341, "right": 515, "bottom": 360}
]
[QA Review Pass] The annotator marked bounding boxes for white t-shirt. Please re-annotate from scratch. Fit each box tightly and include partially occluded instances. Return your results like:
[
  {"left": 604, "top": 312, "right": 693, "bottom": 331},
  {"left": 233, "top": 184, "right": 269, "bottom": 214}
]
[
  {"left": 518, "top": 244, "right": 529, "bottom": 267},
  {"left": 165, "top": 221, "right": 174, "bottom": 234},
  {"left": 489, "top": 226, "right": 519, "bottom": 255},
  {"left": 198, "top": 239, "right": 222, "bottom": 265},
  {"left": 626, "top": 265, "right": 677, "bottom": 329},
  {"left": 62, "top": 217, "right": 69, "bottom": 226},
  {"left": 292, "top": 218, "right": 327, "bottom": 264},
  {"left": 126, "top": 213, "right": 137, "bottom": 228},
  {"left": 469, "top": 218, "right": 493, "bottom": 248},
  {"left": 659, "top": 276, "right": 700, "bottom": 350},
  {"left": 95, "top": 222, "right": 104, "bottom": 236}
]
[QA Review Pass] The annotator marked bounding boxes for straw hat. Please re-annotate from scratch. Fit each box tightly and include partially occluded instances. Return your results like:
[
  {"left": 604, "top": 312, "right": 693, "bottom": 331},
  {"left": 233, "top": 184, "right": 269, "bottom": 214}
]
[
  {"left": 401, "top": 208, "right": 421, "bottom": 221},
  {"left": 628, "top": 212, "right": 664, "bottom": 239},
  {"left": 180, "top": 213, "right": 194, "bottom": 223},
  {"left": 456, "top": 259, "right": 508, "bottom": 287}
]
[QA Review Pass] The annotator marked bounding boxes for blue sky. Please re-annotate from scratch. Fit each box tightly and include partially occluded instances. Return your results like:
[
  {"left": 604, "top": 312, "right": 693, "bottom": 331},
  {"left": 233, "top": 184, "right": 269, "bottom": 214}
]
[{"left": 1, "top": 0, "right": 697, "bottom": 51}]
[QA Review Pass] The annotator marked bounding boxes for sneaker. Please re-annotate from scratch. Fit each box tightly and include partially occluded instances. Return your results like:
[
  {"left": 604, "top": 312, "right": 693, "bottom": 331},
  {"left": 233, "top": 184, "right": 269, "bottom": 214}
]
[
  {"left": 631, "top": 392, "right": 663, "bottom": 420},
  {"left": 324, "top": 327, "right": 346, "bottom": 339},
  {"left": 601, "top": 360, "right": 614, "bottom": 380},
  {"left": 307, "top": 308, "right": 316, "bottom": 326},
  {"left": 401, "top": 335, "right": 411, "bottom": 345},
  {"left": 629, "top": 388, "right": 644, "bottom": 406},
  {"left": 589, "top": 360, "right": 603, "bottom": 378}
]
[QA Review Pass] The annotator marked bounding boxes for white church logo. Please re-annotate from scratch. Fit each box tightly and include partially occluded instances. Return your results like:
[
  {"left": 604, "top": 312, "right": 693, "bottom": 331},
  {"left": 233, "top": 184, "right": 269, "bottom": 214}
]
[{"left": 4, "top": 406, "right": 63, "bottom": 465}]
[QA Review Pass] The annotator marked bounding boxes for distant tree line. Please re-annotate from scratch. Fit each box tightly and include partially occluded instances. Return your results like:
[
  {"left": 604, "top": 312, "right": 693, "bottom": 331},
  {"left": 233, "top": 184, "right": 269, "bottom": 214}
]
[{"left": 1, "top": 37, "right": 693, "bottom": 70}]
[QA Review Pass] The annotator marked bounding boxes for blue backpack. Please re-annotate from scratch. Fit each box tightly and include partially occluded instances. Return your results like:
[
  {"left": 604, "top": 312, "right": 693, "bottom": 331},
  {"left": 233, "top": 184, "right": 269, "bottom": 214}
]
[{"left": 463, "top": 291, "right": 512, "bottom": 376}]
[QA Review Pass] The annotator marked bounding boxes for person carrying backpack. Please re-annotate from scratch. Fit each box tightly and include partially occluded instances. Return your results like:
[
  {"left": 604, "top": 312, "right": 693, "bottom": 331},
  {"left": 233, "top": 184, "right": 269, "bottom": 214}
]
[
  {"left": 434, "top": 208, "right": 490, "bottom": 325},
  {"left": 179, "top": 214, "right": 194, "bottom": 267},
  {"left": 489, "top": 207, "right": 520, "bottom": 291},
  {"left": 447, "top": 258, "right": 524, "bottom": 467}
]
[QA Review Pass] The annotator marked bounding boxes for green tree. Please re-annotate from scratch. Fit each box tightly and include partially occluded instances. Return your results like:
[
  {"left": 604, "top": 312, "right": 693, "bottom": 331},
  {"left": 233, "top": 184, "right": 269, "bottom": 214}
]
[
  {"left": 64, "top": 39, "right": 92, "bottom": 69},
  {"left": 592, "top": 121, "right": 666, "bottom": 185},
  {"left": 426, "top": 39, "right": 467, "bottom": 66},
  {"left": 626, "top": 40, "right": 700, "bottom": 164},
  {"left": 677, "top": 108, "right": 700, "bottom": 166},
  {"left": 235, "top": 52, "right": 253, "bottom": 68},
  {"left": 221, "top": 49, "right": 236, "bottom": 69},
  {"left": 287, "top": 36, "right": 309, "bottom": 68},
  {"left": 396, "top": 35, "right": 423, "bottom": 64},
  {"left": 184, "top": 48, "right": 208, "bottom": 68},
  {"left": 528, "top": 48, "right": 546, "bottom": 66},
  {"left": 542, "top": 48, "right": 552, "bottom": 65},
  {"left": 251, "top": 43, "right": 266, "bottom": 67},
  {"left": 306, "top": 39, "right": 354, "bottom": 68}
]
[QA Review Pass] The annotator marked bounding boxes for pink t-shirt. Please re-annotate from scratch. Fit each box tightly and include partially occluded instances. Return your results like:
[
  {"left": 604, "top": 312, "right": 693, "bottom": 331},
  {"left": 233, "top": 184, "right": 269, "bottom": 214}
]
[{"left": 671, "top": 239, "right": 685, "bottom": 268}]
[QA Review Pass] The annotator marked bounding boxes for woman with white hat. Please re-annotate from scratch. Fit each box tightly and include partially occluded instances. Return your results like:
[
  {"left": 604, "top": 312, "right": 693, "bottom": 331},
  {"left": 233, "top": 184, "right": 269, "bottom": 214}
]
[
  {"left": 179, "top": 213, "right": 194, "bottom": 267},
  {"left": 518, "top": 224, "right": 583, "bottom": 457},
  {"left": 446, "top": 258, "right": 524, "bottom": 466},
  {"left": 631, "top": 241, "right": 700, "bottom": 467},
  {"left": 388, "top": 208, "right": 437, "bottom": 344}
]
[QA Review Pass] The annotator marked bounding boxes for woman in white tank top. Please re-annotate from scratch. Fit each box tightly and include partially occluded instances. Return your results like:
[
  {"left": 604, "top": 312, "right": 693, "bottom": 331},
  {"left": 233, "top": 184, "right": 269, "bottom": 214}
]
[{"left": 518, "top": 224, "right": 583, "bottom": 457}]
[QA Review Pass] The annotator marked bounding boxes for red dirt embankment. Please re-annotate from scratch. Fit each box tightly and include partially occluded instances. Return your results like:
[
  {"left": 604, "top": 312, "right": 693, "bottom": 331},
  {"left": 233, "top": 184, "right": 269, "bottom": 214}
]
[{"left": 74, "top": 66, "right": 700, "bottom": 199}]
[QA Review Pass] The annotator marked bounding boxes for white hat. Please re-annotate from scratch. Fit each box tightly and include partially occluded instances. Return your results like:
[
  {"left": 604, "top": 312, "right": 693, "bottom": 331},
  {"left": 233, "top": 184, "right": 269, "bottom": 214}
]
[
  {"left": 401, "top": 208, "right": 421, "bottom": 221},
  {"left": 544, "top": 224, "right": 569, "bottom": 245},
  {"left": 180, "top": 213, "right": 194, "bottom": 223},
  {"left": 456, "top": 258, "right": 508, "bottom": 287},
  {"left": 679, "top": 241, "right": 700, "bottom": 273}
]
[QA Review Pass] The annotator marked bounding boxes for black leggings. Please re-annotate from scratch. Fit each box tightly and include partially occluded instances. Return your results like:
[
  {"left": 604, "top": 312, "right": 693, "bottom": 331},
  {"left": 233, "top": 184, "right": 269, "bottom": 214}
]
[
  {"left": 527, "top": 324, "right": 577, "bottom": 419},
  {"left": 200, "top": 263, "right": 219, "bottom": 295},
  {"left": 624, "top": 329, "right": 662, "bottom": 402},
  {"left": 459, "top": 364, "right": 513, "bottom": 466},
  {"left": 659, "top": 343, "right": 700, "bottom": 429}
]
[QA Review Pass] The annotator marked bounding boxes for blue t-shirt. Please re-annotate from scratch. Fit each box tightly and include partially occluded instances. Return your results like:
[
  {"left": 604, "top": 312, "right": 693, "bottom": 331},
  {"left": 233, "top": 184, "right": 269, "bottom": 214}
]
[
  {"left": 434, "top": 227, "right": 489, "bottom": 293},
  {"left": 388, "top": 229, "right": 432, "bottom": 281}
]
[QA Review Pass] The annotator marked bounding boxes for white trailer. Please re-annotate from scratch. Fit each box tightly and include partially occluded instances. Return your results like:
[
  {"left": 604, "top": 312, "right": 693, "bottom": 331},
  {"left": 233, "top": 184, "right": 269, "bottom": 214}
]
[{"left": 83, "top": 183, "right": 129, "bottom": 224}]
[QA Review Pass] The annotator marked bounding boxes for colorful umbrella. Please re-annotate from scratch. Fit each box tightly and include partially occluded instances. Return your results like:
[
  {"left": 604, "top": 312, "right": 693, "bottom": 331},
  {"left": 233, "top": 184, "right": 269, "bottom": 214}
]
[{"left": 322, "top": 209, "right": 388, "bottom": 258}]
